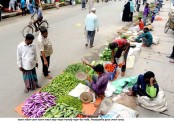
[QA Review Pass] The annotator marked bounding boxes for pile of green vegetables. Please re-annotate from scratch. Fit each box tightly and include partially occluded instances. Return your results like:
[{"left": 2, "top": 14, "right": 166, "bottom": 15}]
[
  {"left": 64, "top": 63, "right": 91, "bottom": 74},
  {"left": 99, "top": 47, "right": 112, "bottom": 61},
  {"left": 41, "top": 73, "right": 83, "bottom": 98},
  {"left": 99, "top": 47, "right": 117, "bottom": 61},
  {"left": 121, "top": 34, "right": 129, "bottom": 39},
  {"left": 57, "top": 95, "right": 82, "bottom": 111},
  {"left": 42, "top": 103, "right": 82, "bottom": 118}
]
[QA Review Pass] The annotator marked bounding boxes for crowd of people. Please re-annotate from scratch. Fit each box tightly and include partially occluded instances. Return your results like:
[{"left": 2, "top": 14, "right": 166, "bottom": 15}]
[
  {"left": 14, "top": 1, "right": 172, "bottom": 110},
  {"left": 81, "top": 0, "right": 169, "bottom": 98}
]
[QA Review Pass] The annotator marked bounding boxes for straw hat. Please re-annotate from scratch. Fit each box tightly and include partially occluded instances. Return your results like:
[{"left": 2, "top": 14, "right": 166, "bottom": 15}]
[{"left": 80, "top": 92, "right": 93, "bottom": 104}]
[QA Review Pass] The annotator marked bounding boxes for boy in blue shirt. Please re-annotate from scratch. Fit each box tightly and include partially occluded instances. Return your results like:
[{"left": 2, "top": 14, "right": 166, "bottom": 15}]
[
  {"left": 21, "top": 0, "right": 26, "bottom": 16},
  {"left": 28, "top": 0, "right": 34, "bottom": 14}
]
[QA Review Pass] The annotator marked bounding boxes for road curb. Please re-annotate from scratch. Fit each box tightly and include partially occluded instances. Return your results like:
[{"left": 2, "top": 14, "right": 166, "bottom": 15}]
[
  {"left": 1, "top": 3, "right": 71, "bottom": 20},
  {"left": 2, "top": 12, "right": 22, "bottom": 19}
]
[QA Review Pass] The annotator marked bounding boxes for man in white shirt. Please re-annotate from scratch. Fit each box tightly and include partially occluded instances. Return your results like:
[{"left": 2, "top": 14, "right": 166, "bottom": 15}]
[
  {"left": 17, "top": 34, "right": 40, "bottom": 93},
  {"left": 38, "top": 26, "right": 53, "bottom": 79},
  {"left": 85, "top": 8, "right": 99, "bottom": 48}
]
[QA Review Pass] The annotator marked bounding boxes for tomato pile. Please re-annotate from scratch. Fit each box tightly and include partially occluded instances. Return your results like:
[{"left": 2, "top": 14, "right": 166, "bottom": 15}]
[{"left": 104, "top": 63, "right": 116, "bottom": 72}]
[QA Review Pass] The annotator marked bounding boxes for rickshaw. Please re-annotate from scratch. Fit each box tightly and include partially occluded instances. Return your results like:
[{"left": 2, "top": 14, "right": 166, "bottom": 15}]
[{"left": 164, "top": 12, "right": 174, "bottom": 33}]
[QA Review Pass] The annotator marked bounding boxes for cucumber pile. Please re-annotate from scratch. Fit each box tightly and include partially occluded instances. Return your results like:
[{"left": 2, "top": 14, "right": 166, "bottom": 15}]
[{"left": 42, "top": 103, "right": 82, "bottom": 118}]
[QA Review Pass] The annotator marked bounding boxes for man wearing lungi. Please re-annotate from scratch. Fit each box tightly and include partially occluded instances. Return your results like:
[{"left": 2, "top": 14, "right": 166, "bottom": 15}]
[{"left": 17, "top": 34, "right": 40, "bottom": 93}]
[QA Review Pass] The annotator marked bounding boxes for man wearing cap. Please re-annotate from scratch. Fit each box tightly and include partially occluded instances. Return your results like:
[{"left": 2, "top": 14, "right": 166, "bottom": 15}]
[
  {"left": 17, "top": 34, "right": 40, "bottom": 93},
  {"left": 109, "top": 37, "right": 130, "bottom": 77},
  {"left": 135, "top": 27, "right": 153, "bottom": 47},
  {"left": 85, "top": 8, "right": 99, "bottom": 48},
  {"left": 82, "top": 60, "right": 109, "bottom": 96}
]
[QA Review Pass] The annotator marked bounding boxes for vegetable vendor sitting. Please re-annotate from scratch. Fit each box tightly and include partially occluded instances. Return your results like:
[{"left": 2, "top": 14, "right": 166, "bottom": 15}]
[
  {"left": 129, "top": 17, "right": 144, "bottom": 32},
  {"left": 82, "top": 60, "right": 109, "bottom": 96},
  {"left": 127, "top": 71, "right": 159, "bottom": 98},
  {"left": 135, "top": 27, "right": 153, "bottom": 47}
]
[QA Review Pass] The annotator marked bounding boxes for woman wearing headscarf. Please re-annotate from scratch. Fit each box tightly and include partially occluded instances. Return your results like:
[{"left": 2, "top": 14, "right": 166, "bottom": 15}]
[{"left": 122, "top": 1, "right": 131, "bottom": 22}]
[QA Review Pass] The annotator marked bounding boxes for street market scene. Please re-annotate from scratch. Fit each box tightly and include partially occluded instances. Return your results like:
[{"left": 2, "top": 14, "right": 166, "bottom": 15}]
[{"left": 0, "top": 0, "right": 174, "bottom": 120}]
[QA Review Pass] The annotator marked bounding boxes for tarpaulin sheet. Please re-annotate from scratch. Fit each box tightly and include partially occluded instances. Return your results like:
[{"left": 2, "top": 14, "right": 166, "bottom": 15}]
[{"left": 111, "top": 76, "right": 138, "bottom": 94}]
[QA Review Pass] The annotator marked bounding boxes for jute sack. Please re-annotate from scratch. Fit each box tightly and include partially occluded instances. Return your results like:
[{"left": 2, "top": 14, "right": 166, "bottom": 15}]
[{"left": 113, "top": 93, "right": 137, "bottom": 110}]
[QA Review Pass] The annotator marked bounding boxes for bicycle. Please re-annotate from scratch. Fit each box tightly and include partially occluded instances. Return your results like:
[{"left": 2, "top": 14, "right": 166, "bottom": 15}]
[
  {"left": 164, "top": 12, "right": 174, "bottom": 33},
  {"left": 22, "top": 17, "right": 49, "bottom": 37}
]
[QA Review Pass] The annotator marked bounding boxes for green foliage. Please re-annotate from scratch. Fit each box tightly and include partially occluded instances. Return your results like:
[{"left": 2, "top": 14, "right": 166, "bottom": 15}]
[
  {"left": 57, "top": 95, "right": 82, "bottom": 111},
  {"left": 99, "top": 47, "right": 117, "bottom": 61},
  {"left": 41, "top": 73, "right": 84, "bottom": 98},
  {"left": 64, "top": 63, "right": 91, "bottom": 75}
]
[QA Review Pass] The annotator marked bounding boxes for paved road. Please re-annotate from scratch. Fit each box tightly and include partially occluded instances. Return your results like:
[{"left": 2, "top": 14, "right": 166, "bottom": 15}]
[
  {"left": 1, "top": 0, "right": 174, "bottom": 118},
  {"left": 0, "top": 1, "right": 125, "bottom": 117}
]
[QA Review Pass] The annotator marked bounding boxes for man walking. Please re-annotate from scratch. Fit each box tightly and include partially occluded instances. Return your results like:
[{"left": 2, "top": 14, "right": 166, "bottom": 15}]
[
  {"left": 21, "top": 0, "right": 26, "bottom": 16},
  {"left": 38, "top": 26, "right": 53, "bottom": 79},
  {"left": 81, "top": 0, "right": 86, "bottom": 10},
  {"left": 85, "top": 8, "right": 99, "bottom": 48},
  {"left": 143, "top": 3, "right": 150, "bottom": 26},
  {"left": 17, "top": 34, "right": 40, "bottom": 93},
  {"left": 136, "top": 0, "right": 141, "bottom": 12}
]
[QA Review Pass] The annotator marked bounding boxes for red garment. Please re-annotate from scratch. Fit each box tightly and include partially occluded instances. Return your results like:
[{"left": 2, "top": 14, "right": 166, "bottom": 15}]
[
  {"left": 139, "top": 20, "right": 144, "bottom": 30},
  {"left": 55, "top": 0, "right": 60, "bottom": 2},
  {"left": 114, "top": 39, "right": 128, "bottom": 48}
]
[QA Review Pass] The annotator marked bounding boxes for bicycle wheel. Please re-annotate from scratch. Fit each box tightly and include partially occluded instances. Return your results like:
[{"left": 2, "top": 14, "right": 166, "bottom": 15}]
[
  {"left": 39, "top": 21, "right": 49, "bottom": 29},
  {"left": 164, "top": 20, "right": 170, "bottom": 33},
  {"left": 22, "top": 26, "right": 34, "bottom": 37}
]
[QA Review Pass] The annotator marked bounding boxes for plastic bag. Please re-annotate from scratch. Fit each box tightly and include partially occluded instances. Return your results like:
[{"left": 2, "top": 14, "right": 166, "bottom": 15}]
[
  {"left": 104, "top": 83, "right": 116, "bottom": 97},
  {"left": 99, "top": 98, "right": 114, "bottom": 115},
  {"left": 103, "top": 103, "right": 138, "bottom": 118},
  {"left": 153, "top": 35, "right": 160, "bottom": 45}
]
